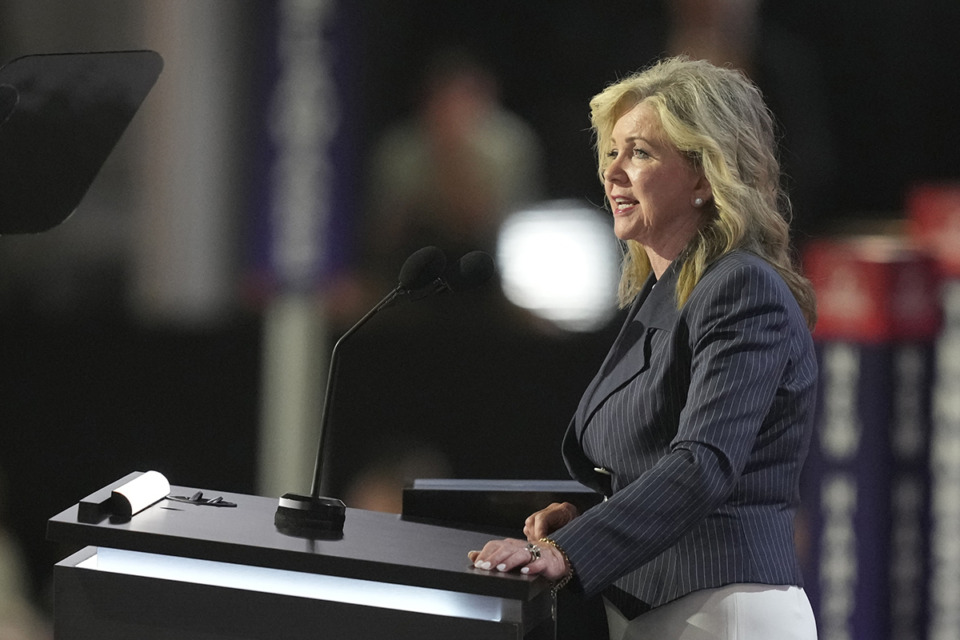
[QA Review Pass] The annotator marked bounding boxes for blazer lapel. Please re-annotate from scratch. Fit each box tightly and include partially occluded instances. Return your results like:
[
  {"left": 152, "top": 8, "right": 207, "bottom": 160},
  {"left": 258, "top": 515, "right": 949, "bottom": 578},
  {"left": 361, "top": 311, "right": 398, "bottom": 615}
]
[
  {"left": 574, "top": 262, "right": 682, "bottom": 438},
  {"left": 564, "top": 261, "right": 685, "bottom": 491}
]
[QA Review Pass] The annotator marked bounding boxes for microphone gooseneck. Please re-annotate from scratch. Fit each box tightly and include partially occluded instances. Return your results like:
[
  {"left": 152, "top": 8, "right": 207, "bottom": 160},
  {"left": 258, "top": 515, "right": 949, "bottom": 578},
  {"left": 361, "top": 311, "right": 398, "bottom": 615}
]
[
  {"left": 274, "top": 246, "right": 493, "bottom": 537},
  {"left": 310, "top": 245, "right": 447, "bottom": 497},
  {"left": 274, "top": 246, "right": 447, "bottom": 538}
]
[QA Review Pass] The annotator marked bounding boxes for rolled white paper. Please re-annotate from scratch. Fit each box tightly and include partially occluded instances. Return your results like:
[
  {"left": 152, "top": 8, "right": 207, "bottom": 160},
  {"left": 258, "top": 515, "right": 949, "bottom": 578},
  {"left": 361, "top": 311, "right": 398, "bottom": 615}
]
[{"left": 111, "top": 470, "right": 171, "bottom": 517}]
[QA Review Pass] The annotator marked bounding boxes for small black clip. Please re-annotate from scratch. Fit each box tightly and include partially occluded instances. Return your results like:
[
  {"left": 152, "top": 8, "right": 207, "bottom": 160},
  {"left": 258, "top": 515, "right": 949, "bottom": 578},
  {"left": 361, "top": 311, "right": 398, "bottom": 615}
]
[{"left": 166, "top": 492, "right": 237, "bottom": 508}]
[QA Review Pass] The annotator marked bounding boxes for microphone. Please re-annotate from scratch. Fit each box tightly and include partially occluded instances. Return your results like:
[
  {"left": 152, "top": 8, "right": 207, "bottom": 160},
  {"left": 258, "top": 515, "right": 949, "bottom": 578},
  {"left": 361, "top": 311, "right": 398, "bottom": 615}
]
[
  {"left": 380, "top": 244, "right": 449, "bottom": 309},
  {"left": 406, "top": 250, "right": 496, "bottom": 302},
  {"left": 274, "top": 246, "right": 447, "bottom": 537},
  {"left": 438, "top": 250, "right": 495, "bottom": 293},
  {"left": 398, "top": 245, "right": 448, "bottom": 290}
]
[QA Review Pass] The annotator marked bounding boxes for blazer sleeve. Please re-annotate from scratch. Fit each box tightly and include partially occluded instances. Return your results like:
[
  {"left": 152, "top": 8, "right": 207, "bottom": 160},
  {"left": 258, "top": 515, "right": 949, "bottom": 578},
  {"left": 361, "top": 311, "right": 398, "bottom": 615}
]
[{"left": 550, "top": 258, "right": 807, "bottom": 598}]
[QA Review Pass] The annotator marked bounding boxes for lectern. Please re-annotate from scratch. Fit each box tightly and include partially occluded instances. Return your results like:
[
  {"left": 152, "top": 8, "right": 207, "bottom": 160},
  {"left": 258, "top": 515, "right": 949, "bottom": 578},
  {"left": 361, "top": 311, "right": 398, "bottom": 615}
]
[{"left": 47, "top": 473, "right": 556, "bottom": 639}]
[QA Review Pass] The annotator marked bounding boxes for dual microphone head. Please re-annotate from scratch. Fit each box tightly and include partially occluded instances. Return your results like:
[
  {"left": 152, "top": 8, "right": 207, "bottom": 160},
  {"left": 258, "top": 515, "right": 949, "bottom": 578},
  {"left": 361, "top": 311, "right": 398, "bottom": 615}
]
[{"left": 392, "top": 246, "right": 496, "bottom": 306}]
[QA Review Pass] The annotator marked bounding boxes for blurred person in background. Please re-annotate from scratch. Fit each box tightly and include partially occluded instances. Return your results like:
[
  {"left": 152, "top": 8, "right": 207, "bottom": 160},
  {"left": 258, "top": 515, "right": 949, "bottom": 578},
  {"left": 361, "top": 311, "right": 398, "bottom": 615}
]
[
  {"left": 357, "top": 48, "right": 545, "bottom": 295},
  {"left": 0, "top": 472, "right": 51, "bottom": 640}
]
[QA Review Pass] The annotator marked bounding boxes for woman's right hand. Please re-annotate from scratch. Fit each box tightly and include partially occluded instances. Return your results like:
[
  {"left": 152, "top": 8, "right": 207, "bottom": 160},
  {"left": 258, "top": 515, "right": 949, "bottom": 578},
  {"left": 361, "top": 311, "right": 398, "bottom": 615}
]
[{"left": 523, "top": 501, "right": 579, "bottom": 541}]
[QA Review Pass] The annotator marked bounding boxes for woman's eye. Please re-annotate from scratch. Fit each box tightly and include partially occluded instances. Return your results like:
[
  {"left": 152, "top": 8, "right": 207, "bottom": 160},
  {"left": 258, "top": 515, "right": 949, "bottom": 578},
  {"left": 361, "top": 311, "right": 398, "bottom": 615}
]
[
  {"left": 632, "top": 148, "right": 649, "bottom": 158},
  {"left": 606, "top": 149, "right": 619, "bottom": 159}
]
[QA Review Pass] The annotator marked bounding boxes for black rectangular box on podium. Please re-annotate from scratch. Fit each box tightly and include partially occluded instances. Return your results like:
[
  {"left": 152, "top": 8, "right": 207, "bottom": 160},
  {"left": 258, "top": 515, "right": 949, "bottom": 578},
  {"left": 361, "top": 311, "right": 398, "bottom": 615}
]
[{"left": 47, "top": 473, "right": 555, "bottom": 639}]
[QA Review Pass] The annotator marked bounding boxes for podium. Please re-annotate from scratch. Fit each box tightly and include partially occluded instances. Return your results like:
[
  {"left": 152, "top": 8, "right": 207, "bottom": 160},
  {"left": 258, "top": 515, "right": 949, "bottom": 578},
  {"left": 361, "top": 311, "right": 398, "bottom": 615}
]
[{"left": 47, "top": 474, "right": 556, "bottom": 639}]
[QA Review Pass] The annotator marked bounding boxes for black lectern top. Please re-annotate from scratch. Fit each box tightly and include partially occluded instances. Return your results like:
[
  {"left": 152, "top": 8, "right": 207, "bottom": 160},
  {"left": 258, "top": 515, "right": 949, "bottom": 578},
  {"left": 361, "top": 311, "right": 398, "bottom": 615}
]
[{"left": 48, "top": 475, "right": 549, "bottom": 602}]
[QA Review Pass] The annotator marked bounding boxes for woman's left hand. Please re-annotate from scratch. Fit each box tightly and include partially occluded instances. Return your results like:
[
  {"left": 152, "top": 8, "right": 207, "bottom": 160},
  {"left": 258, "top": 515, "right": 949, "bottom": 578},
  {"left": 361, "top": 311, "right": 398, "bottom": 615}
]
[{"left": 468, "top": 538, "right": 570, "bottom": 580}]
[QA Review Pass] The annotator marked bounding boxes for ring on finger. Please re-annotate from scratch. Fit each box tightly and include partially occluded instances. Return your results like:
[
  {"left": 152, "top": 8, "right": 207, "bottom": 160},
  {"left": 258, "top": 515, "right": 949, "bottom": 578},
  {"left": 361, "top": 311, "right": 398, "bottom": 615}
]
[{"left": 525, "top": 542, "right": 541, "bottom": 563}]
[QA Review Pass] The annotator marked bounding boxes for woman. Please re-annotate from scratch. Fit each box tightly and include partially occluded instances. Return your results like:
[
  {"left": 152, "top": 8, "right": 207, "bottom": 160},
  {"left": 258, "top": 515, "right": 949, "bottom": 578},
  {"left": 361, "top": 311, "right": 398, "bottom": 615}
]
[{"left": 469, "top": 57, "right": 819, "bottom": 639}]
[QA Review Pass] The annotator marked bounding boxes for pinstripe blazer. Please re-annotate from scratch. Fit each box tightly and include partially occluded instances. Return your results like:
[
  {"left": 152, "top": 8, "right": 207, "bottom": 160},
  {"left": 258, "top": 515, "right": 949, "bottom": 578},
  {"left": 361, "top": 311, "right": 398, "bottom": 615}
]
[{"left": 550, "top": 249, "right": 817, "bottom": 619}]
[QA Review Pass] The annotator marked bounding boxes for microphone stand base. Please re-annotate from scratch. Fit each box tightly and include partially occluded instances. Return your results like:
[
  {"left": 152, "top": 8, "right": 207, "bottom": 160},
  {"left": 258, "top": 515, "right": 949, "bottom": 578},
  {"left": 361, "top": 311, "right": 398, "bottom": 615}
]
[{"left": 274, "top": 493, "right": 346, "bottom": 539}]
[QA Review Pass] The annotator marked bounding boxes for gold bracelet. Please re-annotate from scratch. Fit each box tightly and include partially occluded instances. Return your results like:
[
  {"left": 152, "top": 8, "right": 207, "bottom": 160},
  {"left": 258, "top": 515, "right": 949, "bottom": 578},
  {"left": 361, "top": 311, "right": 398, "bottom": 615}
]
[{"left": 538, "top": 537, "right": 574, "bottom": 594}]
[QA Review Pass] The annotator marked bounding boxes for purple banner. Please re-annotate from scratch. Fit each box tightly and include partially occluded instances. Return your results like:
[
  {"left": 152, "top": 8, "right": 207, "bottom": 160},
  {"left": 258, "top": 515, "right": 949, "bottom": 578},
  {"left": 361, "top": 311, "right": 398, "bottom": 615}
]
[
  {"left": 801, "top": 341, "right": 932, "bottom": 640},
  {"left": 246, "top": 0, "right": 357, "bottom": 297}
]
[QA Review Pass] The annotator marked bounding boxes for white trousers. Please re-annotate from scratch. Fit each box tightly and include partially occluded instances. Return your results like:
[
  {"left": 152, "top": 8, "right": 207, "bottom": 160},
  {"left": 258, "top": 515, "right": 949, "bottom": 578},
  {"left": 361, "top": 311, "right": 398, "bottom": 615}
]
[{"left": 604, "top": 584, "right": 818, "bottom": 640}]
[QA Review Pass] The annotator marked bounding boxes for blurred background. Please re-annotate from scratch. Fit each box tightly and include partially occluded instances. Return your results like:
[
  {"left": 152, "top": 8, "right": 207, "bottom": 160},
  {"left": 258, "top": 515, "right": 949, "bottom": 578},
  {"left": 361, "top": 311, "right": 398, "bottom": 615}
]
[{"left": 0, "top": 1, "right": 958, "bottom": 638}]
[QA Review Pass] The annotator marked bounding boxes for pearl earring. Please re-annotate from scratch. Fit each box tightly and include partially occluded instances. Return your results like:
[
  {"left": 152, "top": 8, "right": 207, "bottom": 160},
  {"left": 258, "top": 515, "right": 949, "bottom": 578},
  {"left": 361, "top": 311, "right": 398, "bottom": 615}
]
[{"left": 693, "top": 197, "right": 704, "bottom": 207}]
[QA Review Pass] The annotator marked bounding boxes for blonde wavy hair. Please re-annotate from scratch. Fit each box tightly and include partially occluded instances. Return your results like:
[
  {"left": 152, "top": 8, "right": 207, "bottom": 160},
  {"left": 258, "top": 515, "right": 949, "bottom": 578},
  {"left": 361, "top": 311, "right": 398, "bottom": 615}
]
[{"left": 591, "top": 57, "right": 816, "bottom": 328}]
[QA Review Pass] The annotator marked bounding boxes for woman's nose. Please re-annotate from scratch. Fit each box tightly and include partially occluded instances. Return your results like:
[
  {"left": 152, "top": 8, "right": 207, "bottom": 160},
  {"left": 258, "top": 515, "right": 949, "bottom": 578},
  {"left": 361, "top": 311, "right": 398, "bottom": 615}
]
[{"left": 604, "top": 157, "right": 626, "bottom": 184}]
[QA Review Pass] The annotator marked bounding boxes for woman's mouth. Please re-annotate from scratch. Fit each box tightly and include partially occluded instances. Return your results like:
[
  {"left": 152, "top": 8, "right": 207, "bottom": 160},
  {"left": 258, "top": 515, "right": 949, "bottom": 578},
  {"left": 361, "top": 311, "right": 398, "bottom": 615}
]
[{"left": 612, "top": 197, "right": 637, "bottom": 214}]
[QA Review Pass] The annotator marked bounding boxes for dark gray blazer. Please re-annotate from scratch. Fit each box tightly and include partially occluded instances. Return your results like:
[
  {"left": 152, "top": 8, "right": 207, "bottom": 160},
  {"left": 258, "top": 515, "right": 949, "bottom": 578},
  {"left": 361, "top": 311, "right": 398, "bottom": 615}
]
[{"left": 550, "top": 250, "right": 817, "bottom": 619}]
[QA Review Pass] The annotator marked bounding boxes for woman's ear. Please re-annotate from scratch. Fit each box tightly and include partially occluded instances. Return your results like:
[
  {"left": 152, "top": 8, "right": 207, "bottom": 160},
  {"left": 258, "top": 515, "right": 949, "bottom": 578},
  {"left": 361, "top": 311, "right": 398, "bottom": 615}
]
[{"left": 692, "top": 174, "right": 712, "bottom": 208}]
